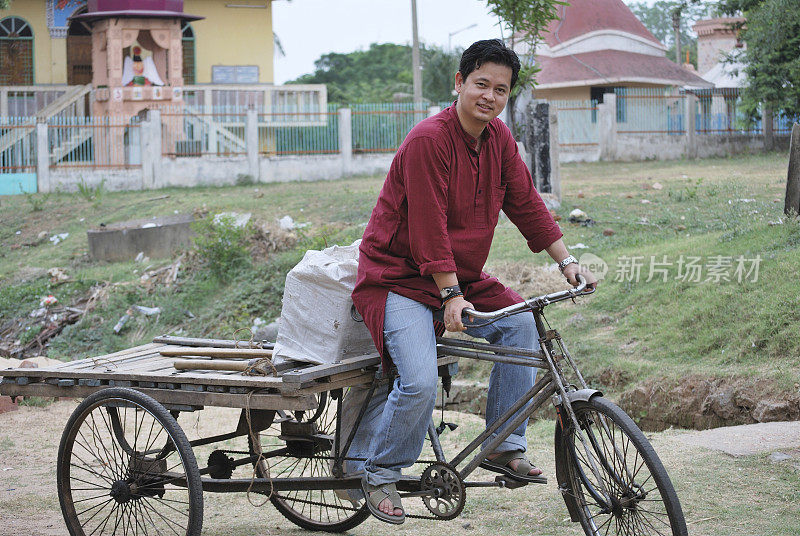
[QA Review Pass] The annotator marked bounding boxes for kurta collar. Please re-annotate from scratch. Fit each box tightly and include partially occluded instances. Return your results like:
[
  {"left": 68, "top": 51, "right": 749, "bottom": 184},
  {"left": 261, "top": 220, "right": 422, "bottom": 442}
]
[{"left": 447, "top": 102, "right": 491, "bottom": 153}]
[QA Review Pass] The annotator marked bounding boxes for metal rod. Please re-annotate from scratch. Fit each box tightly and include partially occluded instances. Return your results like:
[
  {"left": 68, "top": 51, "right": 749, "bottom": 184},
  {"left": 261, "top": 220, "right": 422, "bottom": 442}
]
[
  {"left": 428, "top": 419, "right": 446, "bottom": 462},
  {"left": 436, "top": 337, "right": 545, "bottom": 359},
  {"left": 459, "top": 381, "right": 557, "bottom": 480},
  {"left": 450, "top": 373, "right": 552, "bottom": 469},
  {"left": 187, "top": 430, "right": 242, "bottom": 448},
  {"left": 436, "top": 346, "right": 547, "bottom": 369},
  {"left": 337, "top": 377, "right": 379, "bottom": 473}
]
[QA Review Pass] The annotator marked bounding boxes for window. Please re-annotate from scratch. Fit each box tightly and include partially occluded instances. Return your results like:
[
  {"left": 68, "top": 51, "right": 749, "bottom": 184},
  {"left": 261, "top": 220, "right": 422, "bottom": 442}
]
[
  {"left": 0, "top": 17, "right": 34, "bottom": 85},
  {"left": 182, "top": 22, "right": 195, "bottom": 85}
]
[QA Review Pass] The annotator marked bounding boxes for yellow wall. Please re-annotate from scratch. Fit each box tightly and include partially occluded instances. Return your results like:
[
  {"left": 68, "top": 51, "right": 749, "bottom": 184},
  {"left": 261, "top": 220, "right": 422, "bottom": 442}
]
[
  {"left": 534, "top": 87, "right": 591, "bottom": 102},
  {"left": 190, "top": 0, "right": 274, "bottom": 83},
  {"left": 0, "top": 0, "right": 65, "bottom": 84},
  {"left": 0, "top": 0, "right": 274, "bottom": 85}
]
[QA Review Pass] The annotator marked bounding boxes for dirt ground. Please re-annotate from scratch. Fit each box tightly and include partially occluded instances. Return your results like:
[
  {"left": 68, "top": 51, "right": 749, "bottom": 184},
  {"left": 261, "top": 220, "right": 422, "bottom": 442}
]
[{"left": 1, "top": 400, "right": 799, "bottom": 536}]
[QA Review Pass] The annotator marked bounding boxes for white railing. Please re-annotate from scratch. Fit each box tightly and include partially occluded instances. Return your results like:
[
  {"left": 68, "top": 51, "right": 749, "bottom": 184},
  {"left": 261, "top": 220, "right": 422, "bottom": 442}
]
[
  {"left": 0, "top": 85, "right": 92, "bottom": 154},
  {"left": 181, "top": 84, "right": 327, "bottom": 123}
]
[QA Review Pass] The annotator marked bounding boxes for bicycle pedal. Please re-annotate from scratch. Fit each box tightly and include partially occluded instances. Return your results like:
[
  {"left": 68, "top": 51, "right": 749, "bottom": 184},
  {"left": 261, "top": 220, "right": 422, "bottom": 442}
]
[{"left": 495, "top": 475, "right": 546, "bottom": 489}]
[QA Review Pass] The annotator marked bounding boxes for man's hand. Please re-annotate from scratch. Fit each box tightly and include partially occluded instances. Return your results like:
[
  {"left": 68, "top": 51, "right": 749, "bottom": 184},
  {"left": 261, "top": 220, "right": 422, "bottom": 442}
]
[
  {"left": 563, "top": 263, "right": 598, "bottom": 290},
  {"left": 443, "top": 296, "right": 474, "bottom": 332}
]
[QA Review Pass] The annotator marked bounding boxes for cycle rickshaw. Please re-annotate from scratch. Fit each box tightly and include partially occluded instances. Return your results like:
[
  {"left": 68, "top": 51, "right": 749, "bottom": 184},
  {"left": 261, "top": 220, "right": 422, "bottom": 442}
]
[{"left": 0, "top": 275, "right": 687, "bottom": 535}]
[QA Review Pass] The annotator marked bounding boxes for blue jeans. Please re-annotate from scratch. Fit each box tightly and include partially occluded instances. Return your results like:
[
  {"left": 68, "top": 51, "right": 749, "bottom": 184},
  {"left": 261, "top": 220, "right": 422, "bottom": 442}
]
[{"left": 350, "top": 292, "right": 541, "bottom": 486}]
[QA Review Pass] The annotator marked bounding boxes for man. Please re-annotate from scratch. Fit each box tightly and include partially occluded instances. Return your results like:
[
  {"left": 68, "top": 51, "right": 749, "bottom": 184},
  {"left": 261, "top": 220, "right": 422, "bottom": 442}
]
[{"left": 351, "top": 39, "right": 598, "bottom": 524}]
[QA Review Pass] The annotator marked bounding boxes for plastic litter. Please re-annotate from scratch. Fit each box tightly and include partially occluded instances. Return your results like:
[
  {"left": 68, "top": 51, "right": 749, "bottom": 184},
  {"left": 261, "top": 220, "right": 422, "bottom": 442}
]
[
  {"left": 213, "top": 212, "right": 251, "bottom": 228},
  {"left": 49, "top": 233, "right": 69, "bottom": 245}
]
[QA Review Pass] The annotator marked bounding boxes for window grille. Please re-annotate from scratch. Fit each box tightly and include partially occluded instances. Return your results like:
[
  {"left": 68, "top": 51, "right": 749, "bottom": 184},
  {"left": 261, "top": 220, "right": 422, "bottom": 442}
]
[
  {"left": 0, "top": 17, "right": 34, "bottom": 85},
  {"left": 182, "top": 22, "right": 196, "bottom": 85}
]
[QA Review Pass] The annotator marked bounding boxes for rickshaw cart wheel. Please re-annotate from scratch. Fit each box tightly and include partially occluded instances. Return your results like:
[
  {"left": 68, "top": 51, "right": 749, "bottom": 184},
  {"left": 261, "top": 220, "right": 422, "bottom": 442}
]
[
  {"left": 57, "top": 388, "right": 203, "bottom": 536},
  {"left": 250, "top": 391, "right": 370, "bottom": 532}
]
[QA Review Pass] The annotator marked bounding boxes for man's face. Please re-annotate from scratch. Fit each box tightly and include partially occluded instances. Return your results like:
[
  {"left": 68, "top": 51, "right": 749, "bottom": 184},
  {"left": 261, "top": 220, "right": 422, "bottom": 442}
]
[{"left": 455, "top": 62, "right": 512, "bottom": 126}]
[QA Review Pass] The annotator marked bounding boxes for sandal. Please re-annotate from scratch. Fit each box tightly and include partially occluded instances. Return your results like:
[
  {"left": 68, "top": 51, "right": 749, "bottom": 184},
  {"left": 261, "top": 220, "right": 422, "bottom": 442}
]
[
  {"left": 480, "top": 450, "right": 547, "bottom": 484},
  {"left": 361, "top": 477, "right": 405, "bottom": 524}
]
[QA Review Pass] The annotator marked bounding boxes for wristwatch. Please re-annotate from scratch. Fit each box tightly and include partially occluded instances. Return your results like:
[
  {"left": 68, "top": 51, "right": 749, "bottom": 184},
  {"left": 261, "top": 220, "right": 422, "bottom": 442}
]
[
  {"left": 558, "top": 254, "right": 579, "bottom": 273},
  {"left": 440, "top": 284, "right": 463, "bottom": 302}
]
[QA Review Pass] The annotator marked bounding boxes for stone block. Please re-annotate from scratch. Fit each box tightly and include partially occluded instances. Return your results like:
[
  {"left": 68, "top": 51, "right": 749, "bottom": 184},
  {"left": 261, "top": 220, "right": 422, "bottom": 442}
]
[
  {"left": 0, "top": 395, "right": 18, "bottom": 414},
  {"left": 87, "top": 213, "right": 195, "bottom": 262}
]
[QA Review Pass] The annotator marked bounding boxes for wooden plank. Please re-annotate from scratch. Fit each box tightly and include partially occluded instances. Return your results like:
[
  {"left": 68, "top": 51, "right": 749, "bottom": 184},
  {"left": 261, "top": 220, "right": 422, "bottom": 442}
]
[
  {"left": 161, "top": 347, "right": 273, "bottom": 358},
  {"left": 290, "top": 372, "right": 374, "bottom": 395},
  {"left": 53, "top": 343, "right": 161, "bottom": 369},
  {"left": 152, "top": 336, "right": 274, "bottom": 350},
  {"left": 0, "top": 383, "right": 318, "bottom": 411},
  {"left": 318, "top": 368, "right": 375, "bottom": 384},
  {"left": 280, "top": 354, "right": 381, "bottom": 383},
  {"left": 51, "top": 345, "right": 167, "bottom": 373}
]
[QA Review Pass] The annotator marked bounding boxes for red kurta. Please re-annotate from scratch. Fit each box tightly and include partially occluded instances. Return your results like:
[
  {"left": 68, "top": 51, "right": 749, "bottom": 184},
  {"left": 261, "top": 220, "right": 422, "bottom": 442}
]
[{"left": 352, "top": 104, "right": 563, "bottom": 369}]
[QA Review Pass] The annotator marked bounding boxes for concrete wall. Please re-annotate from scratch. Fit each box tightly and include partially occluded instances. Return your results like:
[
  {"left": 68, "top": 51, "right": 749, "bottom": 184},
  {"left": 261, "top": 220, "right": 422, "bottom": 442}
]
[
  {"left": 560, "top": 146, "right": 601, "bottom": 163},
  {"left": 49, "top": 169, "right": 142, "bottom": 193},
  {"left": 46, "top": 153, "right": 395, "bottom": 193}
]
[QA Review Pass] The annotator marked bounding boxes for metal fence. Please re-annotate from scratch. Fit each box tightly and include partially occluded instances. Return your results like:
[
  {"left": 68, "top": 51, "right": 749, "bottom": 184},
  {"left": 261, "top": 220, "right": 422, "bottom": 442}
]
[
  {"left": 551, "top": 100, "right": 599, "bottom": 149},
  {"left": 351, "top": 103, "right": 428, "bottom": 153},
  {"left": 259, "top": 108, "right": 339, "bottom": 156},
  {"left": 161, "top": 110, "right": 246, "bottom": 157},
  {"left": 693, "top": 88, "right": 797, "bottom": 135},
  {"left": 615, "top": 87, "right": 686, "bottom": 135},
  {"left": 47, "top": 116, "right": 141, "bottom": 170}
]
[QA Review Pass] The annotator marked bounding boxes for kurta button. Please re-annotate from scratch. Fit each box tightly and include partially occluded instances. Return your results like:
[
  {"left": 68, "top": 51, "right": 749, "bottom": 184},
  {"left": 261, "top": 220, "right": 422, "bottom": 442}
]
[{"left": 478, "top": 189, "right": 482, "bottom": 194}]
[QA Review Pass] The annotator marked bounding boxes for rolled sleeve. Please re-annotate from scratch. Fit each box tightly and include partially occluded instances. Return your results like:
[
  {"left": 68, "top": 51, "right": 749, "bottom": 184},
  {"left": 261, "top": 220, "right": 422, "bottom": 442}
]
[
  {"left": 419, "top": 258, "right": 458, "bottom": 276},
  {"left": 402, "top": 136, "right": 456, "bottom": 275}
]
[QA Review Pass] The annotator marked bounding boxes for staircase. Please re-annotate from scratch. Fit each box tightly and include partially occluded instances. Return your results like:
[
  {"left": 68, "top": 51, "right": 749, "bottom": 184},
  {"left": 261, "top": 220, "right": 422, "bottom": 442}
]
[
  {"left": 0, "top": 85, "right": 92, "bottom": 154},
  {"left": 183, "top": 109, "right": 246, "bottom": 154}
]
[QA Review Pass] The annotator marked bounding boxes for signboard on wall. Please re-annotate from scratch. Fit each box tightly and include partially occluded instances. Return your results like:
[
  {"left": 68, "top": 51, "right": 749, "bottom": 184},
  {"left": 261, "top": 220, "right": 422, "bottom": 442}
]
[{"left": 211, "top": 65, "right": 259, "bottom": 84}]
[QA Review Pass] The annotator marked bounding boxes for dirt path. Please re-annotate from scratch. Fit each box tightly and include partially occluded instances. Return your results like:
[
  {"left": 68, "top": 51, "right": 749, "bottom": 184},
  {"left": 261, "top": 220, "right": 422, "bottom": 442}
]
[{"left": 1, "top": 401, "right": 798, "bottom": 536}]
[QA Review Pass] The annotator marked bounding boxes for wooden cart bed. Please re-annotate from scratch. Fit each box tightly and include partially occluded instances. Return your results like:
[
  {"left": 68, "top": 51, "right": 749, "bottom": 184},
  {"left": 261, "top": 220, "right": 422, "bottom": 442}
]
[{"left": 0, "top": 335, "right": 458, "bottom": 411}]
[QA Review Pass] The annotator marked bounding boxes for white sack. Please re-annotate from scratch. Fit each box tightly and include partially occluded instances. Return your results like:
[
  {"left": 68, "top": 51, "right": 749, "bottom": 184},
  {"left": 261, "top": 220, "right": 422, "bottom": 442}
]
[{"left": 272, "top": 240, "right": 376, "bottom": 365}]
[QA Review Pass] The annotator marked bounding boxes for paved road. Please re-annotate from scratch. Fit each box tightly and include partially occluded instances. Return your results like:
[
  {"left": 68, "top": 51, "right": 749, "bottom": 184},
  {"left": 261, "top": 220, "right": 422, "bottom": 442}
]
[{"left": 677, "top": 421, "right": 800, "bottom": 457}]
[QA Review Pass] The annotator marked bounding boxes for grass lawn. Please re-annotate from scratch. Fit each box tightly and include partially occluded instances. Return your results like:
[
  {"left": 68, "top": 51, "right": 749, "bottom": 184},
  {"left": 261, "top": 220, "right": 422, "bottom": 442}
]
[{"left": 1, "top": 153, "right": 798, "bottom": 419}]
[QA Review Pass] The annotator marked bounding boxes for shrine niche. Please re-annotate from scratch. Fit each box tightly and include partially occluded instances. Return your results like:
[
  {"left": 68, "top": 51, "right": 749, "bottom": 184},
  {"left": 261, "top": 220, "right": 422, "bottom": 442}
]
[
  {"left": 70, "top": 0, "right": 202, "bottom": 165},
  {"left": 71, "top": 0, "right": 202, "bottom": 119}
]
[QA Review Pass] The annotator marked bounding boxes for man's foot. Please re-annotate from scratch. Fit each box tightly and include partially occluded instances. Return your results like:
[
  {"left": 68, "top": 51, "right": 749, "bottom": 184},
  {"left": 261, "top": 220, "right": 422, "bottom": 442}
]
[
  {"left": 487, "top": 451, "right": 543, "bottom": 476},
  {"left": 480, "top": 450, "right": 547, "bottom": 483},
  {"left": 361, "top": 478, "right": 405, "bottom": 524}
]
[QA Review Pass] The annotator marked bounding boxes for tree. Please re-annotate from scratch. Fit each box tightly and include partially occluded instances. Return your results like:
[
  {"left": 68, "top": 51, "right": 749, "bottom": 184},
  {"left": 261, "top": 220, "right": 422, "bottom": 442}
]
[
  {"left": 483, "top": 0, "right": 566, "bottom": 134},
  {"left": 288, "top": 43, "right": 461, "bottom": 104},
  {"left": 628, "top": 1, "right": 717, "bottom": 67},
  {"left": 721, "top": 0, "right": 800, "bottom": 120}
]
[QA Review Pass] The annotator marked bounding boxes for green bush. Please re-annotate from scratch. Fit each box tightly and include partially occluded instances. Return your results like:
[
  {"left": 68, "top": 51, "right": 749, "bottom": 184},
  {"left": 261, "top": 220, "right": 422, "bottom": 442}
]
[{"left": 192, "top": 214, "right": 252, "bottom": 280}]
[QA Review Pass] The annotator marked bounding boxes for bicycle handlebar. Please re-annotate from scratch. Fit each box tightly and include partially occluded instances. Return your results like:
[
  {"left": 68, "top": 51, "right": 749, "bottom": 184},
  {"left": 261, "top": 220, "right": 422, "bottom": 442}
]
[{"left": 460, "top": 274, "right": 594, "bottom": 321}]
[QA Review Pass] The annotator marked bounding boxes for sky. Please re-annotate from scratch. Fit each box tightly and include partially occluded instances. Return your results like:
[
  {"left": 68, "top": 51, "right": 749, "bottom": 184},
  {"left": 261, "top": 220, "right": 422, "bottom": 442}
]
[{"left": 272, "top": 0, "right": 655, "bottom": 84}]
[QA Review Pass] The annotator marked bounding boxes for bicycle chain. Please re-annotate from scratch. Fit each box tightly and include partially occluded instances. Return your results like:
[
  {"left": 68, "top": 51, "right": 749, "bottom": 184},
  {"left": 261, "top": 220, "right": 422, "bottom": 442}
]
[
  {"left": 266, "top": 458, "right": 465, "bottom": 521},
  {"left": 213, "top": 450, "right": 465, "bottom": 522}
]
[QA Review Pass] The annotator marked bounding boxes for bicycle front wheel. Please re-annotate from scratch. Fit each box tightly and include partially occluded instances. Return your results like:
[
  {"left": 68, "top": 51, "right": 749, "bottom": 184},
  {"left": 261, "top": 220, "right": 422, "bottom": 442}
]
[{"left": 557, "top": 396, "right": 687, "bottom": 536}]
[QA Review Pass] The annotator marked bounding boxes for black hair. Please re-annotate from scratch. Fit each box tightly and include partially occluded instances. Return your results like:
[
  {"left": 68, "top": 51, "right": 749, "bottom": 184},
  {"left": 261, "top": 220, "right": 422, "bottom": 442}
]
[{"left": 458, "top": 39, "right": 521, "bottom": 89}]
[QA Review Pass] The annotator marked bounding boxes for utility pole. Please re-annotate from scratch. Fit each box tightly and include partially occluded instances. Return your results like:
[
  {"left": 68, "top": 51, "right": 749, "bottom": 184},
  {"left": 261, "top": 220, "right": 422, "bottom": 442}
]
[
  {"left": 671, "top": 8, "right": 681, "bottom": 65},
  {"left": 411, "top": 0, "right": 423, "bottom": 107}
]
